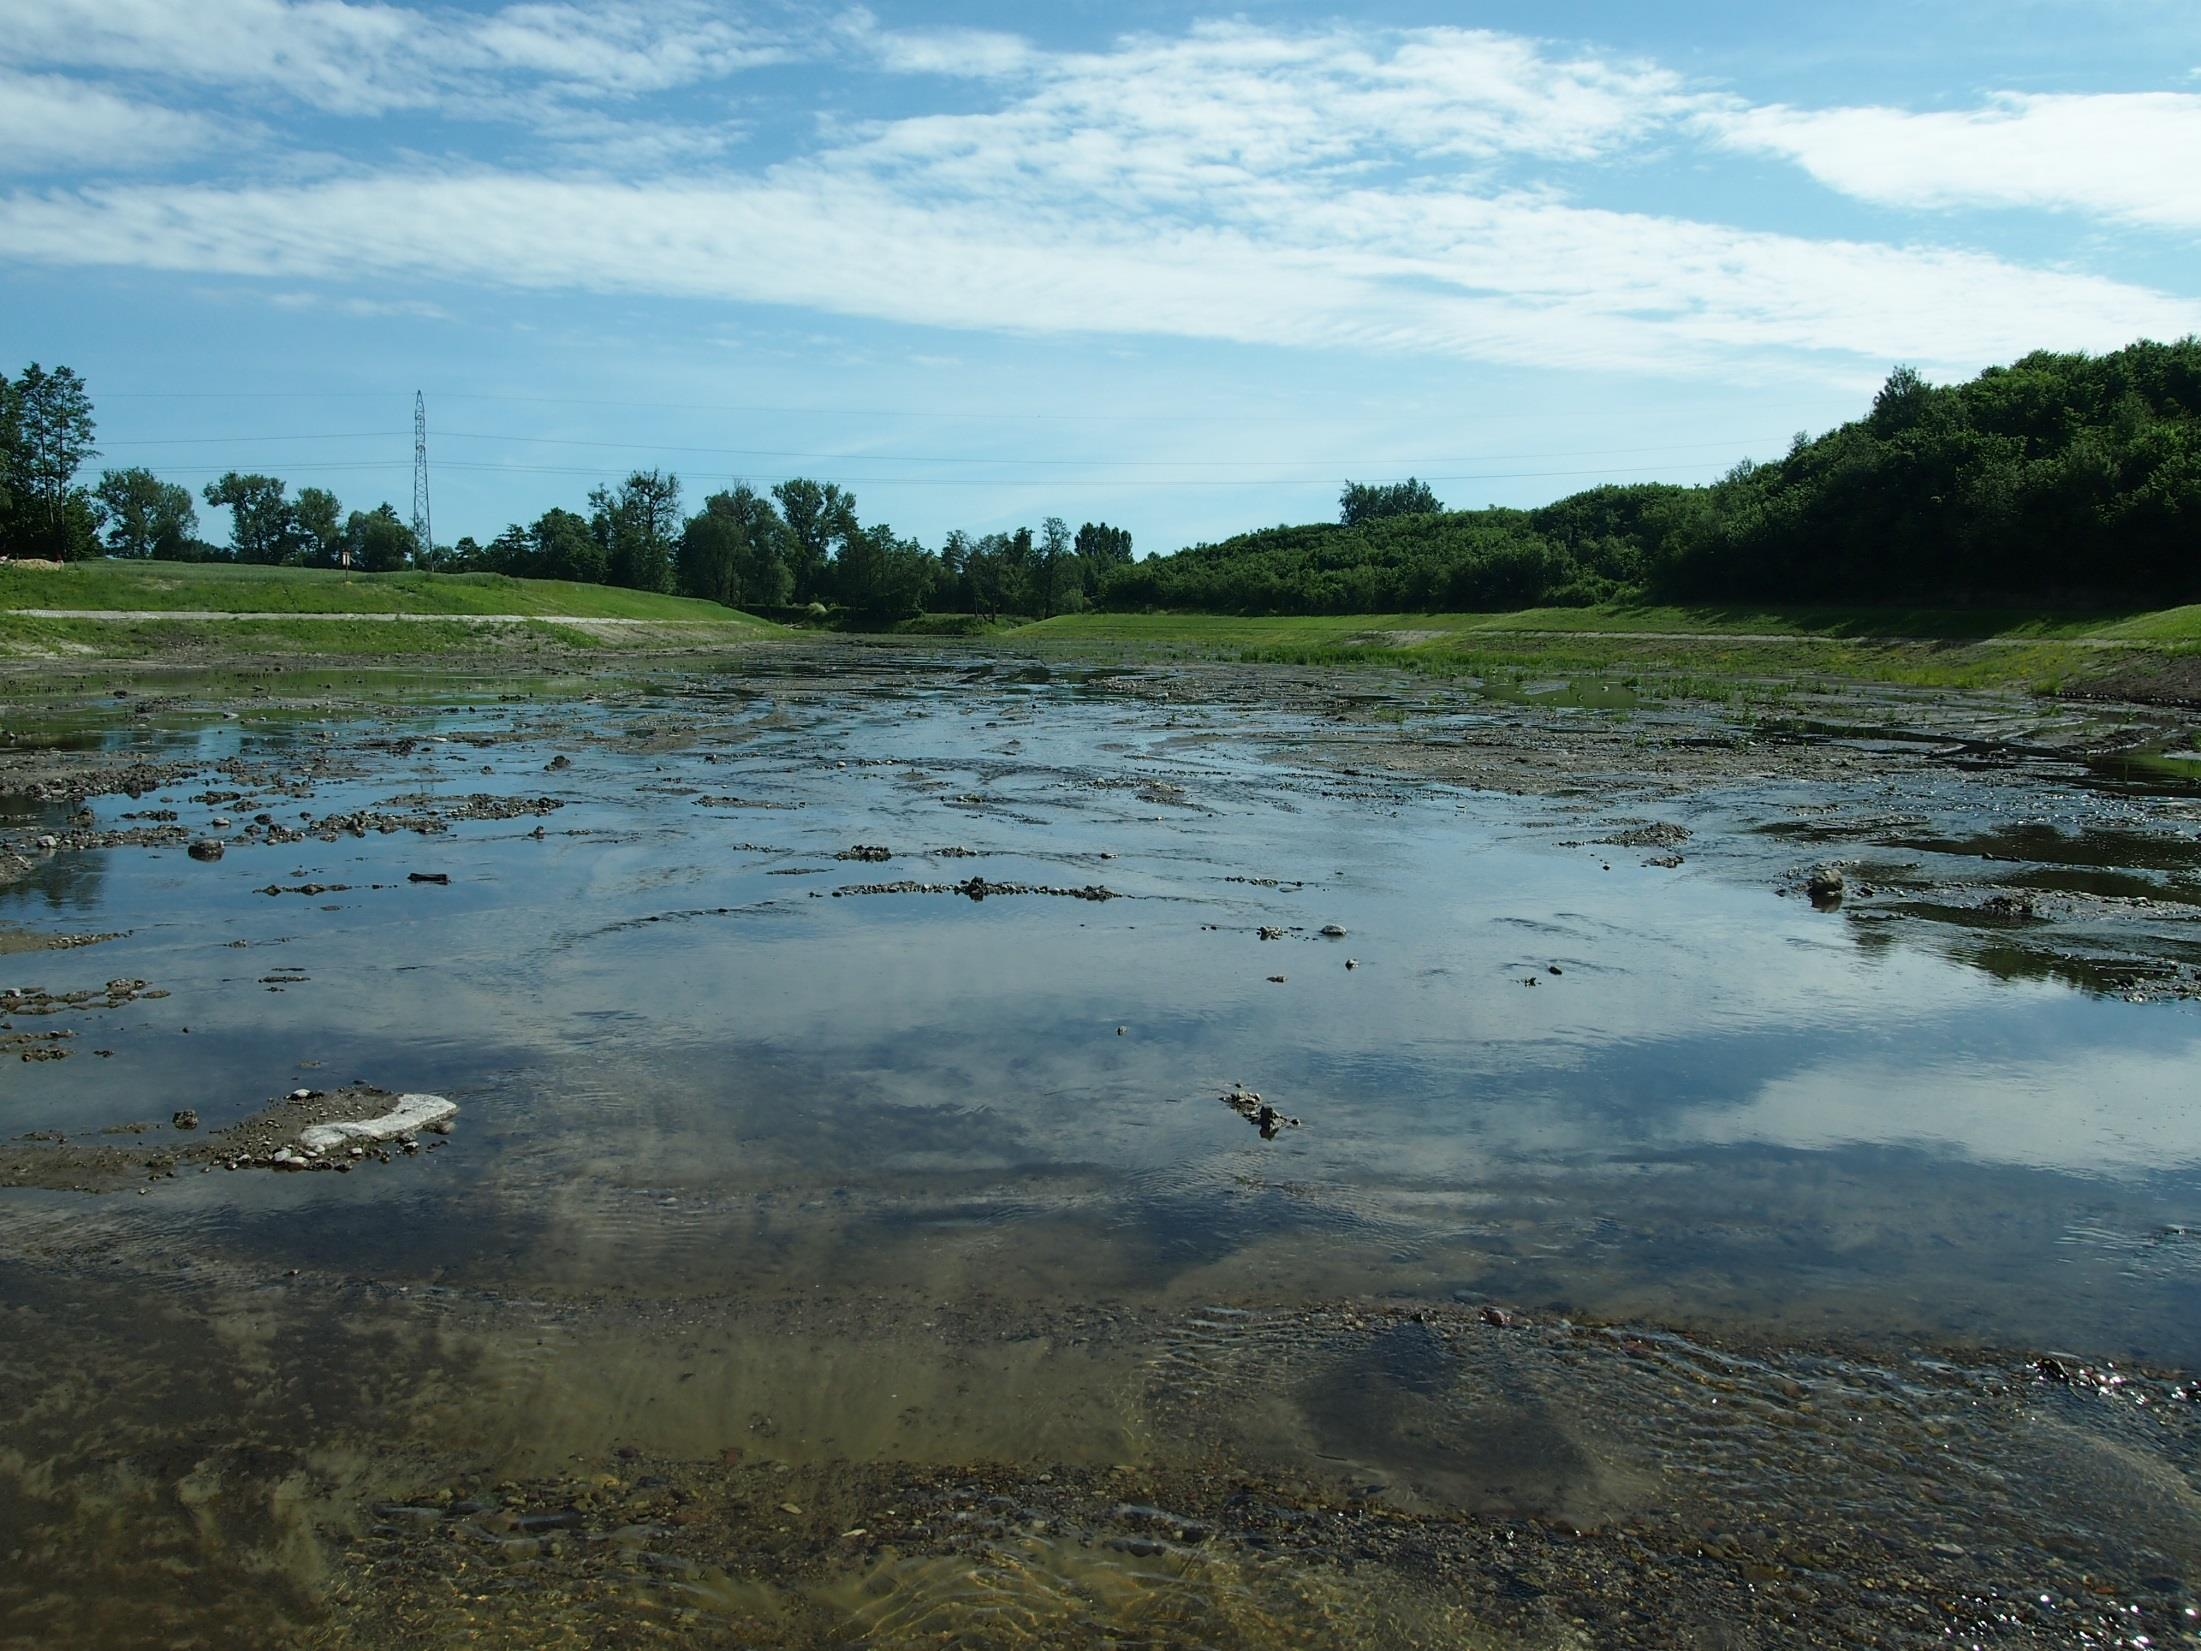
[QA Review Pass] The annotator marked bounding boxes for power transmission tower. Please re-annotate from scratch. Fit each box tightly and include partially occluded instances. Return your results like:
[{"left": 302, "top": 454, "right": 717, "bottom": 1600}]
[{"left": 411, "top": 390, "right": 434, "bottom": 567}]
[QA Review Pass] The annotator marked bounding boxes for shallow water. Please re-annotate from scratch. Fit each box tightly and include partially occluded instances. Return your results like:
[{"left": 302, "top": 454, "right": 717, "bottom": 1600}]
[{"left": 3, "top": 653, "right": 2199, "bottom": 1648}]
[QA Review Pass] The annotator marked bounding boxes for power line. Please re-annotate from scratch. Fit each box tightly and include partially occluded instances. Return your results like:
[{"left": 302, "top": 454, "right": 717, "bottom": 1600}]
[
  {"left": 427, "top": 429, "right": 1786, "bottom": 468},
  {"left": 136, "top": 457, "right": 1740, "bottom": 488},
  {"left": 100, "top": 431, "right": 407, "bottom": 446},
  {"left": 91, "top": 387, "right": 1856, "bottom": 426},
  {"left": 97, "top": 426, "right": 1785, "bottom": 468}
]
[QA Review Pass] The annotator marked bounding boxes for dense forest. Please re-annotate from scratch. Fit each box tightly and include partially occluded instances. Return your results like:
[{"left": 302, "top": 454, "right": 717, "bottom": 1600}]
[
  {"left": 5, "top": 338, "right": 2196, "bottom": 615},
  {"left": 1109, "top": 339, "right": 2201, "bottom": 611}
]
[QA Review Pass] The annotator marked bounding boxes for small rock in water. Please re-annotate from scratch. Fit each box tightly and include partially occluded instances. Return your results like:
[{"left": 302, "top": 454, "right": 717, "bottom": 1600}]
[
  {"left": 1805, "top": 865, "right": 1846, "bottom": 904},
  {"left": 171, "top": 1109, "right": 198, "bottom": 1130},
  {"left": 1320, "top": 924, "right": 1347, "bottom": 938},
  {"left": 187, "top": 840, "right": 226, "bottom": 861},
  {"left": 407, "top": 872, "right": 450, "bottom": 885}
]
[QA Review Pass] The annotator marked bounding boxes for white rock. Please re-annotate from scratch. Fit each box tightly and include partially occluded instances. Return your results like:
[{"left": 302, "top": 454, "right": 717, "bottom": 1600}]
[{"left": 298, "top": 1093, "right": 456, "bottom": 1155}]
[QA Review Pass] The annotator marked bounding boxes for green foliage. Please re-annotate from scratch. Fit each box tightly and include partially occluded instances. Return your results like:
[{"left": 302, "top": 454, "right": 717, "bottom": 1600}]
[
  {"left": 345, "top": 503, "right": 415, "bottom": 573},
  {"left": 203, "top": 472, "right": 300, "bottom": 565},
  {"left": 293, "top": 486, "right": 344, "bottom": 567},
  {"left": 1339, "top": 477, "right": 1442, "bottom": 525},
  {"left": 93, "top": 468, "right": 198, "bottom": 558},
  {"left": 590, "top": 469, "right": 681, "bottom": 593},
  {"left": 3, "top": 363, "right": 100, "bottom": 560},
  {"left": 771, "top": 478, "right": 856, "bottom": 604},
  {"left": 1115, "top": 339, "right": 2201, "bottom": 614},
  {"left": 21, "top": 338, "right": 2198, "bottom": 630},
  {"left": 530, "top": 507, "right": 604, "bottom": 585}
]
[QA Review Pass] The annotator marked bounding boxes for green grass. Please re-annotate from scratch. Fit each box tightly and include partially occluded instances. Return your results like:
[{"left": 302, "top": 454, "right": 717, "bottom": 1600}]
[
  {"left": 0, "top": 558, "right": 778, "bottom": 623},
  {"left": 1015, "top": 604, "right": 2201, "bottom": 646},
  {"left": 1004, "top": 606, "right": 2201, "bottom": 697},
  {"left": 0, "top": 614, "right": 617, "bottom": 658}
]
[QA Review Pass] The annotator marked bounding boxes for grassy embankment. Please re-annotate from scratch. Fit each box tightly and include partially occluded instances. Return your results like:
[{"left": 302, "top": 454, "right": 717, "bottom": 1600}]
[
  {"left": 1007, "top": 606, "right": 2201, "bottom": 699},
  {"left": 0, "top": 559, "right": 780, "bottom": 659},
  {"left": 6, "top": 561, "right": 2198, "bottom": 702}
]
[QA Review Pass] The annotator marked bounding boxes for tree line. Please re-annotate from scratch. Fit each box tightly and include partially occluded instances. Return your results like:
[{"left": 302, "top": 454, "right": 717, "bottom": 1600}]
[
  {"left": 1110, "top": 339, "right": 2201, "bottom": 611},
  {"left": 460, "top": 473, "right": 1133, "bottom": 617},
  {"left": 0, "top": 364, "right": 1133, "bottom": 617},
  {"left": 11, "top": 338, "right": 2200, "bottom": 614}
]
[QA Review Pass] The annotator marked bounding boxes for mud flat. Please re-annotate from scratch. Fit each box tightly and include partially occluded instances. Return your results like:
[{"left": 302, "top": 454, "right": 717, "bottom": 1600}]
[
  {"left": 1, "top": 647, "right": 2198, "bottom": 1647},
  {"left": 0, "top": 1084, "right": 453, "bottom": 1190}
]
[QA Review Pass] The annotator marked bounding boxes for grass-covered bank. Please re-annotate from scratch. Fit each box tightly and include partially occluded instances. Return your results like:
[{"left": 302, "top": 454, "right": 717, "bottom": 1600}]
[
  {"left": 0, "top": 613, "right": 783, "bottom": 665},
  {"left": 1007, "top": 606, "right": 2201, "bottom": 700},
  {"left": 1018, "top": 604, "right": 2201, "bottom": 645},
  {"left": 0, "top": 558, "right": 776, "bottom": 622}
]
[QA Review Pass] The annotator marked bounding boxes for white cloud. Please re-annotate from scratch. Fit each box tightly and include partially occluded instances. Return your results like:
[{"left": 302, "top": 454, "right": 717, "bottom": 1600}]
[
  {"left": 0, "top": 0, "right": 785, "bottom": 115},
  {"left": 840, "top": 11, "right": 1037, "bottom": 80},
  {"left": 1710, "top": 92, "right": 2201, "bottom": 231},
  {"left": 2, "top": 169, "right": 2189, "bottom": 380},
  {"left": 0, "top": 14, "right": 2195, "bottom": 379},
  {"left": 0, "top": 68, "right": 236, "bottom": 172},
  {"left": 834, "top": 21, "right": 1698, "bottom": 208},
  {"left": 266, "top": 289, "right": 451, "bottom": 319}
]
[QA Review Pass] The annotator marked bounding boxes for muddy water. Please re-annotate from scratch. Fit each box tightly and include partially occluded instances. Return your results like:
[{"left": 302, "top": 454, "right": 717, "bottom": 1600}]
[{"left": 2, "top": 652, "right": 2199, "bottom": 1649}]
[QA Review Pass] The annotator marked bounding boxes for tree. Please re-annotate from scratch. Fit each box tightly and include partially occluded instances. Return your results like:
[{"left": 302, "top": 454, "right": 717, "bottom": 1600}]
[
  {"left": 1036, "top": 515, "right": 1072, "bottom": 617},
  {"left": 343, "top": 503, "right": 415, "bottom": 572},
  {"left": 7, "top": 363, "right": 100, "bottom": 559},
  {"left": 94, "top": 468, "right": 198, "bottom": 558},
  {"left": 1870, "top": 364, "right": 1932, "bottom": 436},
  {"left": 677, "top": 508, "right": 746, "bottom": 606},
  {"left": 1339, "top": 477, "right": 1441, "bottom": 525},
  {"left": 722, "top": 484, "right": 796, "bottom": 605},
  {"left": 202, "top": 472, "right": 297, "bottom": 564},
  {"left": 0, "top": 375, "right": 18, "bottom": 536},
  {"left": 835, "top": 520, "right": 935, "bottom": 614},
  {"left": 589, "top": 469, "right": 681, "bottom": 592},
  {"left": 771, "top": 478, "right": 856, "bottom": 603},
  {"left": 532, "top": 506, "right": 604, "bottom": 584},
  {"left": 293, "top": 486, "right": 344, "bottom": 567},
  {"left": 484, "top": 524, "right": 532, "bottom": 575}
]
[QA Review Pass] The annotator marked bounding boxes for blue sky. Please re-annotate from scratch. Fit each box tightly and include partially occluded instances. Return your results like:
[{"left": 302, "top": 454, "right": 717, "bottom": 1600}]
[{"left": 4, "top": 0, "right": 2198, "bottom": 555}]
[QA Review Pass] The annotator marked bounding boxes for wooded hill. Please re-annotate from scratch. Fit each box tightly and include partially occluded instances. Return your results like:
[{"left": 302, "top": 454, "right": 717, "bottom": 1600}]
[{"left": 1102, "top": 340, "right": 2201, "bottom": 613}]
